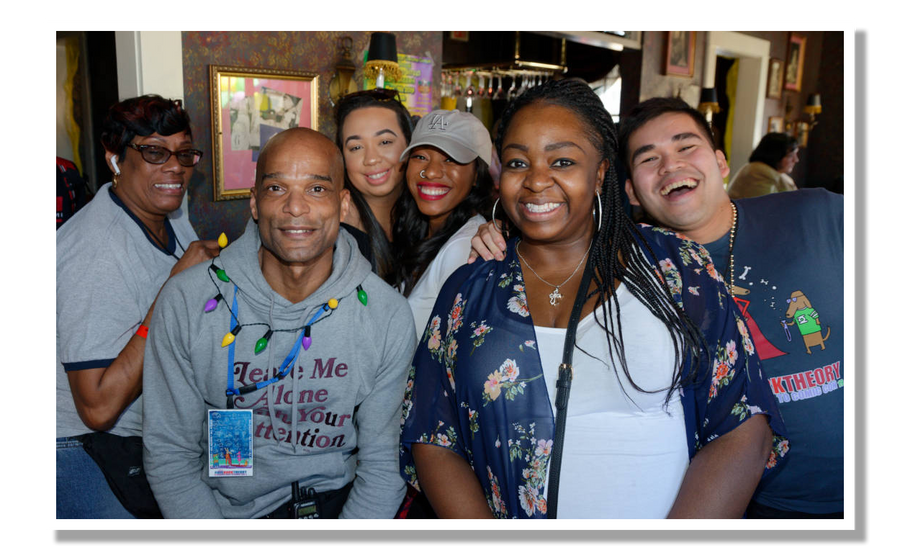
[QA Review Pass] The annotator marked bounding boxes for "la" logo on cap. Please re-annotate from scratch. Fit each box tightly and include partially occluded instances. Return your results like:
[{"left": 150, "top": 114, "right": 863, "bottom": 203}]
[{"left": 428, "top": 114, "right": 448, "bottom": 131}]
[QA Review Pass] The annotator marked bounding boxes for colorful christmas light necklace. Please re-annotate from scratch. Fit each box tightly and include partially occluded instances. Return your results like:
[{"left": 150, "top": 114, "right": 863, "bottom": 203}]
[{"left": 202, "top": 234, "right": 369, "bottom": 409}]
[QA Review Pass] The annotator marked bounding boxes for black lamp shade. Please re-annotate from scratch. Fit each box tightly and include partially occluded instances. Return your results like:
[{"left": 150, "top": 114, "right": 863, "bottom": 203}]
[
  {"left": 806, "top": 93, "right": 822, "bottom": 108},
  {"left": 700, "top": 87, "right": 718, "bottom": 104},
  {"left": 368, "top": 32, "right": 398, "bottom": 63}
]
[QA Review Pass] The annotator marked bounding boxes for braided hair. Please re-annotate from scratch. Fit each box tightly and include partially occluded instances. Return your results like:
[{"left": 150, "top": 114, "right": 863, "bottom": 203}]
[{"left": 495, "top": 78, "right": 709, "bottom": 402}]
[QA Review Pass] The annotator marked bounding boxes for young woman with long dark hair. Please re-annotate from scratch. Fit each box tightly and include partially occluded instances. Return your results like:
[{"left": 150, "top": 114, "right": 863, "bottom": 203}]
[
  {"left": 390, "top": 109, "right": 494, "bottom": 336},
  {"left": 335, "top": 89, "right": 413, "bottom": 278}
]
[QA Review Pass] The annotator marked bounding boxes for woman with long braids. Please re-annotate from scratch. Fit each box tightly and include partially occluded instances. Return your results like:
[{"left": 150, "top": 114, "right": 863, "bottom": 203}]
[
  {"left": 335, "top": 89, "right": 414, "bottom": 278},
  {"left": 399, "top": 79, "right": 788, "bottom": 519},
  {"left": 390, "top": 109, "right": 495, "bottom": 336}
]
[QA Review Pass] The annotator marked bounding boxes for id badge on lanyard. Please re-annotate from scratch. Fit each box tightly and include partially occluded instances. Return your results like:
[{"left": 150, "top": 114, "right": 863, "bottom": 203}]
[
  {"left": 209, "top": 284, "right": 253, "bottom": 478},
  {"left": 208, "top": 409, "right": 253, "bottom": 477},
  {"left": 209, "top": 283, "right": 334, "bottom": 479}
]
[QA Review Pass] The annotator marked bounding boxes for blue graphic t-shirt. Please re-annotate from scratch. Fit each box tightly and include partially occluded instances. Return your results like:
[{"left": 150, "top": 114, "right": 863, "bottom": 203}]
[{"left": 706, "top": 188, "right": 844, "bottom": 514}]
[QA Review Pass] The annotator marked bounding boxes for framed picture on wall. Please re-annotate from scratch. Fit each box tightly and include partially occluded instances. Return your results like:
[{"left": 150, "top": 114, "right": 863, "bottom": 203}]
[
  {"left": 768, "top": 116, "right": 785, "bottom": 133},
  {"left": 794, "top": 121, "right": 810, "bottom": 148},
  {"left": 784, "top": 34, "right": 806, "bottom": 92},
  {"left": 665, "top": 31, "right": 696, "bottom": 77},
  {"left": 767, "top": 58, "right": 784, "bottom": 99},
  {"left": 210, "top": 65, "right": 319, "bottom": 201}
]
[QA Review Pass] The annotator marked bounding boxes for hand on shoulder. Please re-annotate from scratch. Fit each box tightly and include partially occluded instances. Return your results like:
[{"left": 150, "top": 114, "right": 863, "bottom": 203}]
[
  {"left": 467, "top": 221, "right": 507, "bottom": 264},
  {"left": 170, "top": 240, "right": 220, "bottom": 277}
]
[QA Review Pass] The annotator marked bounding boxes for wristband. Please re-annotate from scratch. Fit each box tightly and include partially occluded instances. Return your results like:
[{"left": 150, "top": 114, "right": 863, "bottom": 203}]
[{"left": 136, "top": 325, "right": 149, "bottom": 339}]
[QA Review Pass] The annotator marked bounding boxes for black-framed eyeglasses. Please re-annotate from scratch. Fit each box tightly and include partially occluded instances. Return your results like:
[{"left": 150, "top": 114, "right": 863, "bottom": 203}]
[{"left": 128, "top": 143, "right": 203, "bottom": 167}]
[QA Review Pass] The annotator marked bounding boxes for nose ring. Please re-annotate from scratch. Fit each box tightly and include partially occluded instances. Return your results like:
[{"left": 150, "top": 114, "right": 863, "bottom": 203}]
[{"left": 420, "top": 169, "right": 426, "bottom": 179}]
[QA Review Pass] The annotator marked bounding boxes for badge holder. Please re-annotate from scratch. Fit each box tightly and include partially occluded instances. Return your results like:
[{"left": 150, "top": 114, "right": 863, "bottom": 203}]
[{"left": 208, "top": 409, "right": 254, "bottom": 477}]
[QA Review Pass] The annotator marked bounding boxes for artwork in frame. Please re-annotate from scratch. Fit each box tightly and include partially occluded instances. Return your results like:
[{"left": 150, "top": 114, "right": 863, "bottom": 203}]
[
  {"left": 784, "top": 34, "right": 806, "bottom": 92},
  {"left": 665, "top": 31, "right": 696, "bottom": 77},
  {"left": 768, "top": 116, "right": 785, "bottom": 133},
  {"left": 767, "top": 58, "right": 784, "bottom": 99},
  {"left": 210, "top": 65, "right": 319, "bottom": 201},
  {"left": 794, "top": 121, "right": 810, "bottom": 148}
]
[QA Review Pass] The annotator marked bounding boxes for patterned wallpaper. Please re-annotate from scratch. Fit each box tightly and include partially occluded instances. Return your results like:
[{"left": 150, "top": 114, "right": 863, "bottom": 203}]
[{"left": 181, "top": 31, "right": 443, "bottom": 241}]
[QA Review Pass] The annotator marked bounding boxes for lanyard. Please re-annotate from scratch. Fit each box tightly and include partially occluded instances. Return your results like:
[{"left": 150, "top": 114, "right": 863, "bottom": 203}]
[
  {"left": 226, "top": 285, "right": 239, "bottom": 409},
  {"left": 224, "top": 284, "right": 330, "bottom": 409}
]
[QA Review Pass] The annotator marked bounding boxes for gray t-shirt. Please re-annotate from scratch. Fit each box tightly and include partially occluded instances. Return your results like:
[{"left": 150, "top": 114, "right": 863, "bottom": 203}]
[{"left": 56, "top": 184, "right": 198, "bottom": 438}]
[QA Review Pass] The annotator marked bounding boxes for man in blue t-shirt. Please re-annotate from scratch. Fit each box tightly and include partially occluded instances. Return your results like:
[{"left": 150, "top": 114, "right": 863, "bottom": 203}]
[{"left": 617, "top": 98, "right": 844, "bottom": 519}]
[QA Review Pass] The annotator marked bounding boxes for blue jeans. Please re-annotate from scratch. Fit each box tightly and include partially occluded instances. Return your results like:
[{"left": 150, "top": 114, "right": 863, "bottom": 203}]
[{"left": 57, "top": 436, "right": 136, "bottom": 519}]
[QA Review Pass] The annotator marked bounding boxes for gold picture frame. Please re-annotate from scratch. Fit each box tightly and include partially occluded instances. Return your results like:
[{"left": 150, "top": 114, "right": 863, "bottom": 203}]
[
  {"left": 784, "top": 34, "right": 806, "bottom": 92},
  {"left": 767, "top": 58, "right": 784, "bottom": 100},
  {"left": 768, "top": 116, "right": 785, "bottom": 133},
  {"left": 665, "top": 31, "right": 696, "bottom": 77},
  {"left": 210, "top": 65, "right": 319, "bottom": 201}
]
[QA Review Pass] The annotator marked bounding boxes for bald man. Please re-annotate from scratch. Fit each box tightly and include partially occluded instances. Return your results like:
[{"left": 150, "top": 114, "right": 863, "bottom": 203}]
[{"left": 142, "top": 128, "right": 416, "bottom": 518}]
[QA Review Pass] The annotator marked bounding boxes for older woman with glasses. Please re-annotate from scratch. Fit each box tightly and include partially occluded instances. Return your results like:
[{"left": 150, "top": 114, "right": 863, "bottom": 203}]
[{"left": 56, "top": 94, "right": 220, "bottom": 518}]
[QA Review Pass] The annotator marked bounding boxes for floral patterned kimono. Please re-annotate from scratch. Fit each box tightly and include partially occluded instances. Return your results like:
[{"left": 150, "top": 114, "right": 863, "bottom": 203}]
[{"left": 399, "top": 225, "right": 789, "bottom": 519}]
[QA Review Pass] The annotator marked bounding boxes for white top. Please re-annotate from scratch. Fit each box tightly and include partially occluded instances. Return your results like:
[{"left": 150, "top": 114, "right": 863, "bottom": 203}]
[
  {"left": 407, "top": 214, "right": 487, "bottom": 338},
  {"left": 535, "top": 283, "right": 689, "bottom": 518}
]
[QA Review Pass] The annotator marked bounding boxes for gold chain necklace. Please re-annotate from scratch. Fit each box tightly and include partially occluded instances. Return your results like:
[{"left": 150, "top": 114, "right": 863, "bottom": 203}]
[
  {"left": 516, "top": 241, "right": 591, "bottom": 306},
  {"left": 726, "top": 202, "right": 738, "bottom": 297}
]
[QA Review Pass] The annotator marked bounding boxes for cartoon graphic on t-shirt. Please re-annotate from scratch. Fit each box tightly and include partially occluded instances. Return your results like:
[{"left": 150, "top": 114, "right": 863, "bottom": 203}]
[
  {"left": 730, "top": 284, "right": 788, "bottom": 360},
  {"left": 785, "top": 290, "right": 831, "bottom": 354},
  {"left": 728, "top": 263, "right": 838, "bottom": 360}
]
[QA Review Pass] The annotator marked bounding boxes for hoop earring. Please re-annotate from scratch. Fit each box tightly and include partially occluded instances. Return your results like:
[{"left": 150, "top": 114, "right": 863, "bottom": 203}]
[
  {"left": 594, "top": 190, "right": 602, "bottom": 232},
  {"left": 419, "top": 169, "right": 426, "bottom": 179},
  {"left": 491, "top": 198, "right": 504, "bottom": 233}
]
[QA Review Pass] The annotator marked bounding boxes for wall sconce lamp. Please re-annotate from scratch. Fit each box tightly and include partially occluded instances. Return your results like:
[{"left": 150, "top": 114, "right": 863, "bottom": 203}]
[
  {"left": 784, "top": 93, "right": 822, "bottom": 148},
  {"left": 698, "top": 87, "right": 720, "bottom": 124},
  {"left": 803, "top": 93, "right": 822, "bottom": 130},
  {"left": 329, "top": 36, "right": 358, "bottom": 106},
  {"left": 364, "top": 32, "right": 402, "bottom": 89}
]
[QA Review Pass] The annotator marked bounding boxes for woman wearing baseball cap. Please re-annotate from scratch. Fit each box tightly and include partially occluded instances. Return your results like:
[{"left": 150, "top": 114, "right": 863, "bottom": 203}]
[{"left": 390, "top": 109, "right": 495, "bottom": 336}]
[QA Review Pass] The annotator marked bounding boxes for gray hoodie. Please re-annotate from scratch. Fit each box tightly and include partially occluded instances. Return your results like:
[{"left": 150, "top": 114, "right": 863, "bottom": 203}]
[{"left": 143, "top": 219, "right": 416, "bottom": 518}]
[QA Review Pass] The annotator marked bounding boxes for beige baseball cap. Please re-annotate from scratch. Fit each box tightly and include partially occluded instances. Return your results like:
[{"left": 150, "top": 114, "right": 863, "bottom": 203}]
[{"left": 400, "top": 109, "right": 492, "bottom": 165}]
